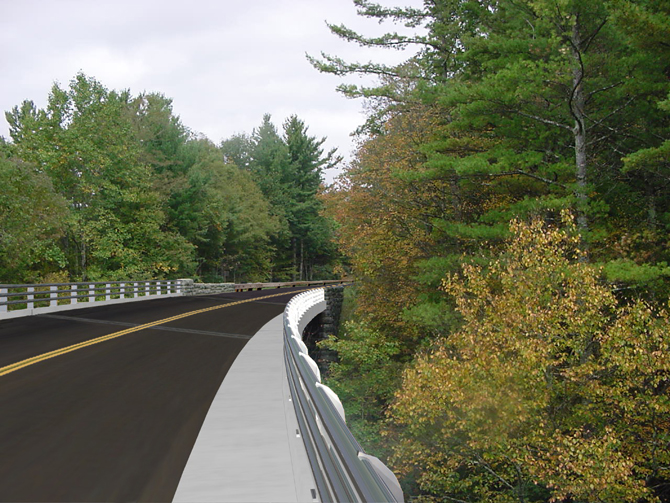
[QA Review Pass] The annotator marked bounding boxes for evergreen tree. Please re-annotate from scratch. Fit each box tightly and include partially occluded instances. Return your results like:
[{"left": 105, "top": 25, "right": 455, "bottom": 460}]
[
  {"left": 222, "top": 114, "right": 342, "bottom": 280},
  {"left": 283, "top": 115, "right": 341, "bottom": 279}
]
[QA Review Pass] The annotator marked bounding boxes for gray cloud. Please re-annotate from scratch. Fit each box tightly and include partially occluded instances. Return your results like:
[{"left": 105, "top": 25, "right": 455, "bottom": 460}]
[{"left": 0, "top": 0, "right": 421, "bottom": 182}]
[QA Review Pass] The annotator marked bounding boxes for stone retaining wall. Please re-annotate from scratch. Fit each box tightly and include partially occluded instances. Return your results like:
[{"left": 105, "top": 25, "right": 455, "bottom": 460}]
[
  {"left": 323, "top": 285, "right": 345, "bottom": 338},
  {"left": 178, "top": 279, "right": 235, "bottom": 296}
]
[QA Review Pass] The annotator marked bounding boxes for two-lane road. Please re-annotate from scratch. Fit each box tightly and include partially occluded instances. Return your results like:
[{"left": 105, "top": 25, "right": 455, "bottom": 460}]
[{"left": 0, "top": 288, "right": 305, "bottom": 502}]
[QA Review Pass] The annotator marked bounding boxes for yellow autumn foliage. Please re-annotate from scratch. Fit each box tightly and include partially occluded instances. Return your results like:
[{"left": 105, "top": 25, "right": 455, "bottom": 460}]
[{"left": 388, "top": 214, "right": 670, "bottom": 502}]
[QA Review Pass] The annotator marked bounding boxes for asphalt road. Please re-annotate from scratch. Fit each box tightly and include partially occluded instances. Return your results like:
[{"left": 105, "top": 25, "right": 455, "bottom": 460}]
[{"left": 0, "top": 287, "right": 306, "bottom": 502}]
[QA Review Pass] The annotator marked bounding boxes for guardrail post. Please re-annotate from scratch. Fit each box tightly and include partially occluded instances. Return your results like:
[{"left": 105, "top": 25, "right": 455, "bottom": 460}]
[
  {"left": 27, "top": 286, "right": 34, "bottom": 309},
  {"left": 89, "top": 284, "right": 95, "bottom": 303},
  {"left": 0, "top": 288, "right": 7, "bottom": 313},
  {"left": 157, "top": 281, "right": 162, "bottom": 295},
  {"left": 50, "top": 286, "right": 57, "bottom": 307},
  {"left": 105, "top": 283, "right": 111, "bottom": 301},
  {"left": 120, "top": 282, "right": 125, "bottom": 299},
  {"left": 133, "top": 282, "right": 138, "bottom": 298},
  {"left": 72, "top": 284, "right": 78, "bottom": 304},
  {"left": 145, "top": 282, "right": 150, "bottom": 296}
]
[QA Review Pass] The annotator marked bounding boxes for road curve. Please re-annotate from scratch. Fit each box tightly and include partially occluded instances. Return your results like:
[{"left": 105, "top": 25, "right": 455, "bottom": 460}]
[{"left": 0, "top": 287, "right": 306, "bottom": 502}]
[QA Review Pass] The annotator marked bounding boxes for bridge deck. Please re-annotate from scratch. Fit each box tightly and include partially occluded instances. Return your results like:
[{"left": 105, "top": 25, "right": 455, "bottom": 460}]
[{"left": 0, "top": 288, "right": 314, "bottom": 502}]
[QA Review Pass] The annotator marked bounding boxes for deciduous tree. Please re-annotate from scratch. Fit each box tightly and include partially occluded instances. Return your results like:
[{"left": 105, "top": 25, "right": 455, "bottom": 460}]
[{"left": 389, "top": 215, "right": 670, "bottom": 502}]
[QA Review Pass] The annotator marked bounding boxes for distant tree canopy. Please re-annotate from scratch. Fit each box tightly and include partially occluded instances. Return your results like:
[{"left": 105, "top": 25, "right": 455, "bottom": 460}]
[
  {"left": 221, "top": 113, "right": 341, "bottom": 280},
  {"left": 314, "top": 1, "right": 670, "bottom": 501},
  {"left": 1, "top": 72, "right": 342, "bottom": 283}
]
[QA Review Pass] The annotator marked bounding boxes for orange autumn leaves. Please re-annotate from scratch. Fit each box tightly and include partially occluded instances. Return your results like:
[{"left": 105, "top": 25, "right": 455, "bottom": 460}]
[{"left": 323, "top": 107, "right": 448, "bottom": 334}]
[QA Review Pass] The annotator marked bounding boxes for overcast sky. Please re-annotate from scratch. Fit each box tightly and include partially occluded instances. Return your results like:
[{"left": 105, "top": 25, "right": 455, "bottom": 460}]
[{"left": 0, "top": 0, "right": 423, "bottom": 183}]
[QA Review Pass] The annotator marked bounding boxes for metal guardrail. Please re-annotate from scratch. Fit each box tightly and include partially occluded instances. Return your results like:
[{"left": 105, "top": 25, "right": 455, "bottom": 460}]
[
  {"left": 0, "top": 280, "right": 182, "bottom": 319},
  {"left": 0, "top": 279, "right": 350, "bottom": 320},
  {"left": 283, "top": 288, "right": 404, "bottom": 503}
]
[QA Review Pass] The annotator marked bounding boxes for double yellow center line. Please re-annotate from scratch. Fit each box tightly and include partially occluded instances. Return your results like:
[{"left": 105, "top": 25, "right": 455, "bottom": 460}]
[{"left": 0, "top": 289, "right": 308, "bottom": 378}]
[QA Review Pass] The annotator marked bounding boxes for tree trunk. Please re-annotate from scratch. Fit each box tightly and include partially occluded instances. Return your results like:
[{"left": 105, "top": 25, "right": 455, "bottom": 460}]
[
  {"left": 450, "top": 174, "right": 463, "bottom": 223},
  {"left": 299, "top": 239, "right": 304, "bottom": 281},
  {"left": 81, "top": 238, "right": 87, "bottom": 281},
  {"left": 571, "top": 18, "right": 589, "bottom": 235},
  {"left": 646, "top": 177, "right": 658, "bottom": 229},
  {"left": 292, "top": 238, "right": 297, "bottom": 281}
]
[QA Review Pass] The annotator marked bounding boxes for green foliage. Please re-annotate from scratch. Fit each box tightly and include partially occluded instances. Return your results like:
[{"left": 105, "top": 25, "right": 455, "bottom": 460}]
[
  {"left": 320, "top": 319, "right": 404, "bottom": 458},
  {"left": 0, "top": 156, "right": 67, "bottom": 282},
  {"left": 5, "top": 74, "right": 193, "bottom": 280},
  {"left": 179, "top": 143, "right": 279, "bottom": 281},
  {"left": 220, "top": 133, "right": 253, "bottom": 169},
  {"left": 2, "top": 73, "right": 340, "bottom": 283}
]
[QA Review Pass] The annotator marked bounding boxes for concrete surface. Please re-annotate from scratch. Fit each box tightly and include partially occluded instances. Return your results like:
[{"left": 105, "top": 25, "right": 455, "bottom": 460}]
[{"left": 173, "top": 314, "right": 318, "bottom": 503}]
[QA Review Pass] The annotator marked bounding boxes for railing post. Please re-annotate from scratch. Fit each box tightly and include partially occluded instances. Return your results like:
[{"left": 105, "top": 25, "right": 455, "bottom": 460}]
[
  {"left": 72, "top": 284, "right": 78, "bottom": 304},
  {"left": 133, "top": 282, "right": 138, "bottom": 298},
  {"left": 0, "top": 288, "right": 7, "bottom": 313},
  {"left": 50, "top": 286, "right": 57, "bottom": 308},
  {"left": 89, "top": 284, "right": 95, "bottom": 303},
  {"left": 27, "top": 286, "right": 34, "bottom": 309},
  {"left": 106, "top": 283, "right": 111, "bottom": 301},
  {"left": 157, "top": 281, "right": 162, "bottom": 295},
  {"left": 145, "top": 282, "right": 150, "bottom": 296},
  {"left": 120, "top": 282, "right": 126, "bottom": 299}
]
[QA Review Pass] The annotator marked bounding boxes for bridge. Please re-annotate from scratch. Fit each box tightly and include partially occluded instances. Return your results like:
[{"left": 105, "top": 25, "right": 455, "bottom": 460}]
[{"left": 0, "top": 280, "right": 402, "bottom": 502}]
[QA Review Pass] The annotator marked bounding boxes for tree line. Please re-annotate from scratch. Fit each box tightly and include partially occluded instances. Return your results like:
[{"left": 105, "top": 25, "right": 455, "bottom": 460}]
[
  {"left": 315, "top": 1, "right": 669, "bottom": 501},
  {"left": 1, "top": 73, "right": 341, "bottom": 284}
]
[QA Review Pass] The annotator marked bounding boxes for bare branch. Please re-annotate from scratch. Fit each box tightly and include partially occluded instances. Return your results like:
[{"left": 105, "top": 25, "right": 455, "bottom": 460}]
[
  {"left": 583, "top": 17, "right": 608, "bottom": 52},
  {"left": 515, "top": 169, "right": 567, "bottom": 188},
  {"left": 441, "top": 169, "right": 567, "bottom": 189},
  {"left": 586, "top": 81, "right": 624, "bottom": 101},
  {"left": 512, "top": 109, "right": 573, "bottom": 131},
  {"left": 473, "top": 453, "right": 516, "bottom": 491},
  {"left": 584, "top": 96, "right": 635, "bottom": 129}
]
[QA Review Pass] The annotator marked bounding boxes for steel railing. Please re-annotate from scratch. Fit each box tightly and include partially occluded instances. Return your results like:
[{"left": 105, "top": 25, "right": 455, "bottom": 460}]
[
  {"left": 0, "top": 279, "right": 350, "bottom": 320},
  {"left": 283, "top": 288, "right": 404, "bottom": 503},
  {"left": 0, "top": 280, "right": 182, "bottom": 319}
]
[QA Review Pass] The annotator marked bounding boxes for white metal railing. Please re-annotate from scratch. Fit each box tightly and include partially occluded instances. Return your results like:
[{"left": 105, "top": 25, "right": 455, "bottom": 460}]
[
  {"left": 283, "top": 288, "right": 404, "bottom": 503},
  {"left": 0, "top": 280, "right": 182, "bottom": 320},
  {"left": 0, "top": 279, "right": 351, "bottom": 321}
]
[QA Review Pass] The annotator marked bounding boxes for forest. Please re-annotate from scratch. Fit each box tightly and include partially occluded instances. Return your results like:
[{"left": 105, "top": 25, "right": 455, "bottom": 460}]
[
  {"left": 0, "top": 74, "right": 340, "bottom": 284},
  {"left": 313, "top": 0, "right": 670, "bottom": 502}
]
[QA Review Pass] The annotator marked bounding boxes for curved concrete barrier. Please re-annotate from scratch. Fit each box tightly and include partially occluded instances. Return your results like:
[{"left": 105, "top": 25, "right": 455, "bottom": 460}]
[{"left": 284, "top": 288, "right": 404, "bottom": 503}]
